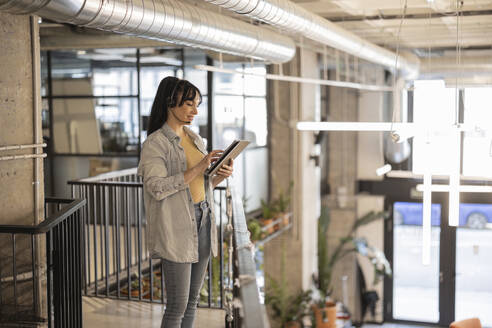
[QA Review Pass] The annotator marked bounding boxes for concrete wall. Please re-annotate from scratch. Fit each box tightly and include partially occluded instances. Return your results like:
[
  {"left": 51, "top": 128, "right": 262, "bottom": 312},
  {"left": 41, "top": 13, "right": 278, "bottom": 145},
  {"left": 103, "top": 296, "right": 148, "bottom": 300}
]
[
  {"left": 265, "top": 48, "right": 320, "bottom": 326},
  {"left": 0, "top": 12, "right": 45, "bottom": 321},
  {"left": 323, "top": 67, "right": 388, "bottom": 323},
  {"left": 357, "top": 91, "right": 384, "bottom": 181},
  {"left": 324, "top": 83, "right": 359, "bottom": 317},
  {"left": 266, "top": 52, "right": 302, "bottom": 297},
  {"left": 298, "top": 48, "right": 321, "bottom": 290}
]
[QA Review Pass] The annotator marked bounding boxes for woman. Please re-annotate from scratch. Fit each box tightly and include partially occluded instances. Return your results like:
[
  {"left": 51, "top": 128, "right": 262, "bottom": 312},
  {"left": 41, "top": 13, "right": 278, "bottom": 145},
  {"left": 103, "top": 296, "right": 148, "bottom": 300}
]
[{"left": 138, "top": 76, "right": 233, "bottom": 328}]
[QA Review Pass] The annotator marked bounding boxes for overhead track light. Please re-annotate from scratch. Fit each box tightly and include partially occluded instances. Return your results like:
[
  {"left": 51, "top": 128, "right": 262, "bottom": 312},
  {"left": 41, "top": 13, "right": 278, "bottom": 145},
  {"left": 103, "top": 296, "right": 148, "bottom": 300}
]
[
  {"left": 195, "top": 65, "right": 393, "bottom": 92},
  {"left": 416, "top": 184, "right": 492, "bottom": 193},
  {"left": 296, "top": 122, "right": 414, "bottom": 131}
]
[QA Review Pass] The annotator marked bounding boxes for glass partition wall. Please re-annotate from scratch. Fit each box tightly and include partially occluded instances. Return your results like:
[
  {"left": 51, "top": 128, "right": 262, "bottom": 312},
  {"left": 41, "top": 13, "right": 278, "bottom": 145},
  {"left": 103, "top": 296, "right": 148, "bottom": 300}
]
[
  {"left": 42, "top": 48, "right": 184, "bottom": 156},
  {"left": 212, "top": 62, "right": 268, "bottom": 212},
  {"left": 42, "top": 49, "right": 269, "bottom": 213}
]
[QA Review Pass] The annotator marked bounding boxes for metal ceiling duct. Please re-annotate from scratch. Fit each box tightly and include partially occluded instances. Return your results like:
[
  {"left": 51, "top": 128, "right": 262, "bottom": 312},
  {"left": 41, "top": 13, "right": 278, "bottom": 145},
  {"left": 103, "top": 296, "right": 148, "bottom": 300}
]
[
  {"left": 0, "top": 0, "right": 295, "bottom": 63},
  {"left": 421, "top": 54, "right": 492, "bottom": 78},
  {"left": 203, "top": 0, "right": 420, "bottom": 78}
]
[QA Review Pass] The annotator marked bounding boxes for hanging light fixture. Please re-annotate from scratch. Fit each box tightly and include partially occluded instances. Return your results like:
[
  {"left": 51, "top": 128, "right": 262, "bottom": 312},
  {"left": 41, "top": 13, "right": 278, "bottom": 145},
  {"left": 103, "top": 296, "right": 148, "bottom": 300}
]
[
  {"left": 376, "top": 164, "right": 392, "bottom": 176},
  {"left": 448, "top": 130, "right": 461, "bottom": 227},
  {"left": 422, "top": 135, "right": 432, "bottom": 265},
  {"left": 449, "top": 0, "right": 463, "bottom": 227},
  {"left": 416, "top": 184, "right": 492, "bottom": 193}
]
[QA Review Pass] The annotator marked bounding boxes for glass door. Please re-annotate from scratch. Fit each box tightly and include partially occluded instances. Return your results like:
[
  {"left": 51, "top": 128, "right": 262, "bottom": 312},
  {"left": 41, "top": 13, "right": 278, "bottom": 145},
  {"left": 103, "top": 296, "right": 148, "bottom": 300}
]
[
  {"left": 455, "top": 203, "right": 492, "bottom": 326},
  {"left": 392, "top": 201, "right": 442, "bottom": 323}
]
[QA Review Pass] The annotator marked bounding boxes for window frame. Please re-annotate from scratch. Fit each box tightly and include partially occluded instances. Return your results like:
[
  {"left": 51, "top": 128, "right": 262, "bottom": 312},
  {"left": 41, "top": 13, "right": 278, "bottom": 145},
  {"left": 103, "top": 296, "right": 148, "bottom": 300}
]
[
  {"left": 42, "top": 48, "right": 185, "bottom": 157},
  {"left": 211, "top": 62, "right": 269, "bottom": 212}
]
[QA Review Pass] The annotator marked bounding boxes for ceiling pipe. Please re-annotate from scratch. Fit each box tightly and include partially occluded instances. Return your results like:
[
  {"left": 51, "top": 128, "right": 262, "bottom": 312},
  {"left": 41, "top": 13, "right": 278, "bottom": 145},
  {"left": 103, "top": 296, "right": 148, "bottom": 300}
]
[
  {"left": 203, "top": 0, "right": 420, "bottom": 79},
  {"left": 420, "top": 55, "right": 492, "bottom": 78},
  {"left": 0, "top": 0, "right": 295, "bottom": 63}
]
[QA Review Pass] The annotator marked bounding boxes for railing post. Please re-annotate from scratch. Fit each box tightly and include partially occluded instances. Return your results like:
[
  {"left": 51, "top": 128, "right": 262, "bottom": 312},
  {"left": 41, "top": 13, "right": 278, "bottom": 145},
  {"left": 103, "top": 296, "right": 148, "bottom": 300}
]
[
  {"left": 225, "top": 184, "right": 235, "bottom": 325},
  {"left": 115, "top": 185, "right": 121, "bottom": 299},
  {"left": 12, "top": 234, "right": 17, "bottom": 314},
  {"left": 219, "top": 189, "right": 224, "bottom": 308},
  {"left": 103, "top": 185, "right": 110, "bottom": 297},
  {"left": 46, "top": 229, "right": 52, "bottom": 328}
]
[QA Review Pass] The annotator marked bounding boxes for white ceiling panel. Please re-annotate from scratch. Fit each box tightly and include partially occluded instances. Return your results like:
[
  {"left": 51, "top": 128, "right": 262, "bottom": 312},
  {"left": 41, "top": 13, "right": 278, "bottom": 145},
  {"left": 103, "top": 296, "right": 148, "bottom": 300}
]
[{"left": 292, "top": 0, "right": 492, "bottom": 51}]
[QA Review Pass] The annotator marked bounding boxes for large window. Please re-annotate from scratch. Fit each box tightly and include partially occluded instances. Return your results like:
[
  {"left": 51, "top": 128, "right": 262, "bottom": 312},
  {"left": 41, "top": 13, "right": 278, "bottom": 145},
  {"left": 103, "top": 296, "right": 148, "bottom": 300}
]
[
  {"left": 412, "top": 80, "right": 458, "bottom": 175},
  {"left": 213, "top": 63, "right": 268, "bottom": 212},
  {"left": 397, "top": 80, "right": 492, "bottom": 326},
  {"left": 183, "top": 49, "right": 209, "bottom": 145},
  {"left": 42, "top": 48, "right": 185, "bottom": 155},
  {"left": 412, "top": 81, "right": 492, "bottom": 178},
  {"left": 42, "top": 49, "right": 140, "bottom": 155},
  {"left": 462, "top": 87, "right": 492, "bottom": 178},
  {"left": 42, "top": 49, "right": 268, "bottom": 211}
]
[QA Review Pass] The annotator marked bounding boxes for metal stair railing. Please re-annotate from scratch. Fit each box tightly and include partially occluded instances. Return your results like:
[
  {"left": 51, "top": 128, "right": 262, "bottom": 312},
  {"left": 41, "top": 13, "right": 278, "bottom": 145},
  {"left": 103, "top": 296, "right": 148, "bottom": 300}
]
[{"left": 0, "top": 198, "right": 86, "bottom": 328}]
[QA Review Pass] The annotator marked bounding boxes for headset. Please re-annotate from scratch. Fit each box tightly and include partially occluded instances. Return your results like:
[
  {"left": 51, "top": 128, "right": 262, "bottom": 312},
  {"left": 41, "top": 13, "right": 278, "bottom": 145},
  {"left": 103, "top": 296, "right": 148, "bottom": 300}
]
[{"left": 167, "top": 79, "right": 192, "bottom": 124}]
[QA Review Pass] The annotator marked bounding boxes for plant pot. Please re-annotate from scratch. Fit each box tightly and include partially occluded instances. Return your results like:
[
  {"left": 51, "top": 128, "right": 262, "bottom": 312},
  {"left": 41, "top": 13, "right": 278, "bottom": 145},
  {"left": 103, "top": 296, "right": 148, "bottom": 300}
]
[
  {"left": 273, "top": 217, "right": 281, "bottom": 231},
  {"left": 284, "top": 321, "right": 301, "bottom": 328},
  {"left": 280, "top": 212, "right": 290, "bottom": 227},
  {"left": 121, "top": 287, "right": 142, "bottom": 298},
  {"left": 260, "top": 218, "right": 274, "bottom": 234},
  {"left": 312, "top": 302, "right": 336, "bottom": 328}
]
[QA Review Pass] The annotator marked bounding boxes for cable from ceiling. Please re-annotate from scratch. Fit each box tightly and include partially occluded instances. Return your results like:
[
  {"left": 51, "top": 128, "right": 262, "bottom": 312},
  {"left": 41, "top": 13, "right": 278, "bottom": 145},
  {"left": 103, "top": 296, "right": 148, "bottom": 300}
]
[
  {"left": 202, "top": 0, "right": 420, "bottom": 78},
  {"left": 0, "top": 0, "right": 296, "bottom": 63},
  {"left": 390, "top": 0, "right": 408, "bottom": 136},
  {"left": 454, "top": 0, "right": 463, "bottom": 126}
]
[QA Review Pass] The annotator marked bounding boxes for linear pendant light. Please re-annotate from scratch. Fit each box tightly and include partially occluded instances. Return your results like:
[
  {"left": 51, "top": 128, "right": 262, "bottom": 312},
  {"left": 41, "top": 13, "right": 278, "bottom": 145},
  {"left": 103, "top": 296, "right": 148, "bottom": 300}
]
[
  {"left": 195, "top": 65, "right": 394, "bottom": 92},
  {"left": 422, "top": 170, "right": 432, "bottom": 265},
  {"left": 296, "top": 122, "right": 415, "bottom": 131},
  {"left": 416, "top": 184, "right": 492, "bottom": 193},
  {"left": 296, "top": 121, "right": 489, "bottom": 133},
  {"left": 422, "top": 137, "right": 432, "bottom": 266}
]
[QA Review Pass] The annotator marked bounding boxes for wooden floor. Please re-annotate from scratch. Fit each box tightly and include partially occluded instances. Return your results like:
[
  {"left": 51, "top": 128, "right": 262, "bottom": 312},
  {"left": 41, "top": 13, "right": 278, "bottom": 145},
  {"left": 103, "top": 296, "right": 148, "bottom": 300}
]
[
  {"left": 363, "top": 324, "right": 440, "bottom": 328},
  {"left": 83, "top": 297, "right": 226, "bottom": 328},
  {"left": 83, "top": 297, "right": 438, "bottom": 328}
]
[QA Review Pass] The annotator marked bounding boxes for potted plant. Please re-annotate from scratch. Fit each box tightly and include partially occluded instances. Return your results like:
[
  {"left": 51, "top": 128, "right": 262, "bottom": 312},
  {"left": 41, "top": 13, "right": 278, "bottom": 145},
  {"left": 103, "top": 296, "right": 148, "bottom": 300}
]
[
  {"left": 260, "top": 199, "right": 277, "bottom": 234},
  {"left": 274, "top": 182, "right": 294, "bottom": 228},
  {"left": 311, "top": 300, "right": 337, "bottom": 328},
  {"left": 313, "top": 207, "right": 392, "bottom": 327},
  {"left": 247, "top": 218, "right": 265, "bottom": 243},
  {"left": 265, "top": 245, "right": 312, "bottom": 328},
  {"left": 266, "top": 279, "right": 312, "bottom": 328}
]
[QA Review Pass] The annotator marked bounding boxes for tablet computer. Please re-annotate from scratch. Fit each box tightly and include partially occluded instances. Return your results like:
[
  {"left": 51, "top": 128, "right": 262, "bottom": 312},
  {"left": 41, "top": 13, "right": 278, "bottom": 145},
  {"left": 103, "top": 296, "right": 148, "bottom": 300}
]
[{"left": 205, "top": 140, "right": 250, "bottom": 176}]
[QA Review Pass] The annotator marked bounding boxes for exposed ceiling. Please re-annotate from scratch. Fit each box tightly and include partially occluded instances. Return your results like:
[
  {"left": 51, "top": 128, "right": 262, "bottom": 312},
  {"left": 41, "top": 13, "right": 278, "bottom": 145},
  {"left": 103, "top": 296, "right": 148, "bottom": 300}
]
[{"left": 292, "top": 0, "right": 492, "bottom": 52}]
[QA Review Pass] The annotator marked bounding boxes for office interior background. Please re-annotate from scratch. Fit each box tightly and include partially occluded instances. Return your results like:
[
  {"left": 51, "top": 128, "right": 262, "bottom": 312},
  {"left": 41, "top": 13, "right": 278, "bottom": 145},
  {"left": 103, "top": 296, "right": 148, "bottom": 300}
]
[{"left": 1, "top": 0, "right": 492, "bottom": 327}]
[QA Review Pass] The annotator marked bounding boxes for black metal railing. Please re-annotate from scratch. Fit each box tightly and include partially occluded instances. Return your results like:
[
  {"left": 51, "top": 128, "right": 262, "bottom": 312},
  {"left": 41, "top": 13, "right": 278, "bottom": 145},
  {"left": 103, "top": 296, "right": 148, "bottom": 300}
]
[
  {"left": 0, "top": 198, "right": 86, "bottom": 328},
  {"left": 68, "top": 168, "right": 229, "bottom": 309},
  {"left": 68, "top": 167, "right": 268, "bottom": 327}
]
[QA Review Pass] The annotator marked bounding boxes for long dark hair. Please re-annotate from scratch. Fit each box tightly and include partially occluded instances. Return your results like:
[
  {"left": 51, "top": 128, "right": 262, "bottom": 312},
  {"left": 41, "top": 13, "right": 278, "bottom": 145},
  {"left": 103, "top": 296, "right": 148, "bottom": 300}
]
[{"left": 147, "top": 76, "right": 202, "bottom": 135}]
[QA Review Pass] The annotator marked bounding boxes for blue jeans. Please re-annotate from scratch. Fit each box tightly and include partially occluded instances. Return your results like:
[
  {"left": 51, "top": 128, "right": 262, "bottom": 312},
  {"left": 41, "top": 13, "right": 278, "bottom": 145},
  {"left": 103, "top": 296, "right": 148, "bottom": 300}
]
[{"left": 161, "top": 201, "right": 211, "bottom": 328}]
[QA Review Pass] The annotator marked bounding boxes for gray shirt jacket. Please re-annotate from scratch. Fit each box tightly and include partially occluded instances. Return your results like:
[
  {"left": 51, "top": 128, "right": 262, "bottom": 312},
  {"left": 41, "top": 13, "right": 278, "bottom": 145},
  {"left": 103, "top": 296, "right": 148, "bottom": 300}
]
[{"left": 137, "top": 123, "right": 218, "bottom": 263}]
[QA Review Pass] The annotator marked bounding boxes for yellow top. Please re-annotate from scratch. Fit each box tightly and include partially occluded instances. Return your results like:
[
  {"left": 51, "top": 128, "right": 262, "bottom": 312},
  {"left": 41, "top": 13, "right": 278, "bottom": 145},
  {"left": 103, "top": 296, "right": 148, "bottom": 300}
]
[{"left": 181, "top": 133, "right": 205, "bottom": 203}]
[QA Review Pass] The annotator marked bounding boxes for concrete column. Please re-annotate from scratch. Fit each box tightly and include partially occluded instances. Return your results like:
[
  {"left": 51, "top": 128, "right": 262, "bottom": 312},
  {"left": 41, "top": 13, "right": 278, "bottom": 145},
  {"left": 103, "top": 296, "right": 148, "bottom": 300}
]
[
  {"left": 324, "top": 82, "right": 359, "bottom": 318},
  {"left": 265, "top": 47, "right": 320, "bottom": 326},
  {"left": 266, "top": 52, "right": 302, "bottom": 298},
  {"left": 0, "top": 12, "right": 45, "bottom": 323},
  {"left": 324, "top": 66, "right": 387, "bottom": 323},
  {"left": 298, "top": 47, "right": 320, "bottom": 291}
]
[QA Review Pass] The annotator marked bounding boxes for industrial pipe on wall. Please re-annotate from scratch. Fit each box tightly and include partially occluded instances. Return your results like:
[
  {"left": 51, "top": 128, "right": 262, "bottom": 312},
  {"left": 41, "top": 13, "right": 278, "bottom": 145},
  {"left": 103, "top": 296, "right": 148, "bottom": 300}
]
[
  {"left": 203, "top": 0, "right": 420, "bottom": 78},
  {"left": 0, "top": 0, "right": 296, "bottom": 63}
]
